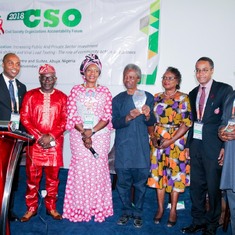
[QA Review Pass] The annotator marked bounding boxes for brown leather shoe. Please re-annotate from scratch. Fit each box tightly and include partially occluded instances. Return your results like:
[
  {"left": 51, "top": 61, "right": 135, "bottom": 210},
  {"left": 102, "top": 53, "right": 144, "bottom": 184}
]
[
  {"left": 20, "top": 211, "right": 37, "bottom": 222},
  {"left": 46, "top": 210, "right": 62, "bottom": 220}
]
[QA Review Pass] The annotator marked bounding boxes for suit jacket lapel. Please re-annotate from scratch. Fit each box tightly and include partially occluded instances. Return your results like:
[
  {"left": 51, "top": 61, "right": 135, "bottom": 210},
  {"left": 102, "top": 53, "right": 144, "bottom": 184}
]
[
  {"left": 0, "top": 74, "right": 11, "bottom": 104},
  {"left": 223, "top": 91, "right": 235, "bottom": 122},
  {"left": 202, "top": 80, "right": 217, "bottom": 120},
  {"left": 15, "top": 79, "right": 23, "bottom": 104},
  {"left": 191, "top": 86, "right": 199, "bottom": 120}
]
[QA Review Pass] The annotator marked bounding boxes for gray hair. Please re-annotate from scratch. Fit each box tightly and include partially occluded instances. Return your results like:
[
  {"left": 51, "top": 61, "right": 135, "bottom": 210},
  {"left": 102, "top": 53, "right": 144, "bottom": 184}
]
[{"left": 123, "top": 64, "right": 142, "bottom": 79}]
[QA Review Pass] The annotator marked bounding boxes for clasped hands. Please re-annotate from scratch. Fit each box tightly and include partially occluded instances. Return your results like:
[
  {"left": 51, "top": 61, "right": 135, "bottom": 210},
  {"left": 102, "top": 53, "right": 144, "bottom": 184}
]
[
  {"left": 215, "top": 125, "right": 235, "bottom": 166},
  {"left": 81, "top": 129, "right": 93, "bottom": 149},
  {"left": 218, "top": 124, "right": 235, "bottom": 142},
  {"left": 151, "top": 136, "right": 172, "bottom": 149},
  {"left": 37, "top": 134, "right": 54, "bottom": 149}
]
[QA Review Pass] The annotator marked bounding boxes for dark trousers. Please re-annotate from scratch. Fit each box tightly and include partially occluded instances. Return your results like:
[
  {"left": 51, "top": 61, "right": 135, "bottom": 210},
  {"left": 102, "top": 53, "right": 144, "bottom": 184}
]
[
  {"left": 115, "top": 168, "right": 149, "bottom": 217},
  {"left": 190, "top": 140, "right": 222, "bottom": 230}
]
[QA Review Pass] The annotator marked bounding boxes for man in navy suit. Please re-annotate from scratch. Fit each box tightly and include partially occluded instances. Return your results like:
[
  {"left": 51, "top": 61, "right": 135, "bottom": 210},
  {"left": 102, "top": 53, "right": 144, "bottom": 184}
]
[
  {"left": 0, "top": 53, "right": 27, "bottom": 221},
  {"left": 181, "top": 57, "right": 233, "bottom": 235}
]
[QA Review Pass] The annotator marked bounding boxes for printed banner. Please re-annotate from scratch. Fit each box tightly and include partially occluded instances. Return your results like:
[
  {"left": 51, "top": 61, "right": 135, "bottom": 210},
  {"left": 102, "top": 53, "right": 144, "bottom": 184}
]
[{"left": 0, "top": 0, "right": 160, "bottom": 86}]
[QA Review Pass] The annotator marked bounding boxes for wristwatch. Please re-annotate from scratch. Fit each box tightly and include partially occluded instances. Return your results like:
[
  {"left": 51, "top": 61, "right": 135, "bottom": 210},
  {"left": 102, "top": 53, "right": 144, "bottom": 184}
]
[
  {"left": 91, "top": 128, "right": 96, "bottom": 135},
  {"left": 50, "top": 141, "right": 56, "bottom": 147}
]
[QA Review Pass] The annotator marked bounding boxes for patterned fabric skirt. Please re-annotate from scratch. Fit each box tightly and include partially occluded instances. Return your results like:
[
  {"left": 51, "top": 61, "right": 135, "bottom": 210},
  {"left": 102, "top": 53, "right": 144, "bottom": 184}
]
[
  {"left": 63, "top": 131, "right": 113, "bottom": 222},
  {"left": 147, "top": 126, "right": 190, "bottom": 193}
]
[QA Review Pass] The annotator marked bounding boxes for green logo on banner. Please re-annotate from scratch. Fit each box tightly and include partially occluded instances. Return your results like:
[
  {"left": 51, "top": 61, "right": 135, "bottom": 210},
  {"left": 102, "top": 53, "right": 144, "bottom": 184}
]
[
  {"left": 140, "top": 0, "right": 160, "bottom": 85},
  {"left": 7, "top": 8, "right": 82, "bottom": 28}
]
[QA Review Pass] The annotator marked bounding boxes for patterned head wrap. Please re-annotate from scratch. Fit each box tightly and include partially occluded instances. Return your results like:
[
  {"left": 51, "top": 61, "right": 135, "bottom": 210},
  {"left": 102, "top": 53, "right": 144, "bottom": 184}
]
[
  {"left": 39, "top": 64, "right": 56, "bottom": 75},
  {"left": 80, "top": 54, "right": 102, "bottom": 76}
]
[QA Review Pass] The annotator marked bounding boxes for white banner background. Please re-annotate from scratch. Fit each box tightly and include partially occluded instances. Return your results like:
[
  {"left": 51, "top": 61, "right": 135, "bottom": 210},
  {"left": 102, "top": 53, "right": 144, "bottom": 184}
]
[
  {"left": 0, "top": 0, "right": 159, "bottom": 89},
  {"left": 1, "top": 0, "right": 235, "bottom": 168},
  {"left": 0, "top": 0, "right": 160, "bottom": 167}
]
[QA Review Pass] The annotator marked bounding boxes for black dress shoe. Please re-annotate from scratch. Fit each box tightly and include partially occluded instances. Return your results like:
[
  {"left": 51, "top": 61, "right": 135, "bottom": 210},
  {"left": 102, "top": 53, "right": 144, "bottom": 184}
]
[
  {"left": 202, "top": 228, "right": 216, "bottom": 235},
  {"left": 8, "top": 212, "right": 20, "bottom": 221},
  {"left": 117, "top": 214, "right": 131, "bottom": 225},
  {"left": 133, "top": 216, "right": 143, "bottom": 228},
  {"left": 181, "top": 224, "right": 206, "bottom": 233}
]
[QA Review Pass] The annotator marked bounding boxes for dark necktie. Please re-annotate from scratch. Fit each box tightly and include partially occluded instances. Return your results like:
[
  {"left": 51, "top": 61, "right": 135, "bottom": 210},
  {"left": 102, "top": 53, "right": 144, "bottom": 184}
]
[
  {"left": 199, "top": 87, "right": 206, "bottom": 119},
  {"left": 9, "top": 80, "right": 16, "bottom": 110}
]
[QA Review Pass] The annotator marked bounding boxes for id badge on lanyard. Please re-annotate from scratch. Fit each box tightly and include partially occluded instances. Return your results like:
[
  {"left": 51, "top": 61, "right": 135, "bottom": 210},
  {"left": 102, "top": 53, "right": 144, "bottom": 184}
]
[
  {"left": 83, "top": 113, "right": 94, "bottom": 129},
  {"left": 193, "top": 121, "right": 203, "bottom": 140},
  {"left": 194, "top": 94, "right": 205, "bottom": 140},
  {"left": 10, "top": 113, "right": 20, "bottom": 130}
]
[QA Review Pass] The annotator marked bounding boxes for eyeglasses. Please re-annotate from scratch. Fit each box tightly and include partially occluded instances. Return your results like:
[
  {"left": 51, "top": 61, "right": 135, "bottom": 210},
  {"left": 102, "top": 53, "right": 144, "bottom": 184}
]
[
  {"left": 40, "top": 75, "right": 56, "bottom": 82},
  {"left": 162, "top": 76, "right": 175, "bottom": 81},
  {"left": 194, "top": 68, "right": 212, "bottom": 74}
]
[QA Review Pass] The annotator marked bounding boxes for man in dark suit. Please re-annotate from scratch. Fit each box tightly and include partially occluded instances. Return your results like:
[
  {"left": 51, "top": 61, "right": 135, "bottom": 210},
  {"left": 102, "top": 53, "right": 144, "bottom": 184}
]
[
  {"left": 0, "top": 53, "right": 27, "bottom": 221},
  {"left": 0, "top": 53, "right": 26, "bottom": 121},
  {"left": 181, "top": 57, "right": 233, "bottom": 235}
]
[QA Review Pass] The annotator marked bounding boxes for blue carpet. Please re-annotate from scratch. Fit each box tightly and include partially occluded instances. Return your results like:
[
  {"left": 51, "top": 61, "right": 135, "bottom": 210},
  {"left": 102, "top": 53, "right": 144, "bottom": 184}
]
[{"left": 10, "top": 166, "right": 231, "bottom": 235}]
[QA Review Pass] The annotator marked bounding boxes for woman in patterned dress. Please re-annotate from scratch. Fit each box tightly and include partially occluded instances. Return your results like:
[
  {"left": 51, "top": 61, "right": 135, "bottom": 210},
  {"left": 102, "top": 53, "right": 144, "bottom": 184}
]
[
  {"left": 63, "top": 54, "right": 113, "bottom": 222},
  {"left": 147, "top": 67, "right": 192, "bottom": 227}
]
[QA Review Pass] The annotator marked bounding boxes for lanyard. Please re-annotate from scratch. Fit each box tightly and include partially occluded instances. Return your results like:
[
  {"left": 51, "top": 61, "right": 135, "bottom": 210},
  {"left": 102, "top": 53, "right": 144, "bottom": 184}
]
[
  {"left": 197, "top": 105, "right": 205, "bottom": 122},
  {"left": 9, "top": 81, "right": 19, "bottom": 113},
  {"left": 11, "top": 100, "right": 19, "bottom": 113}
]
